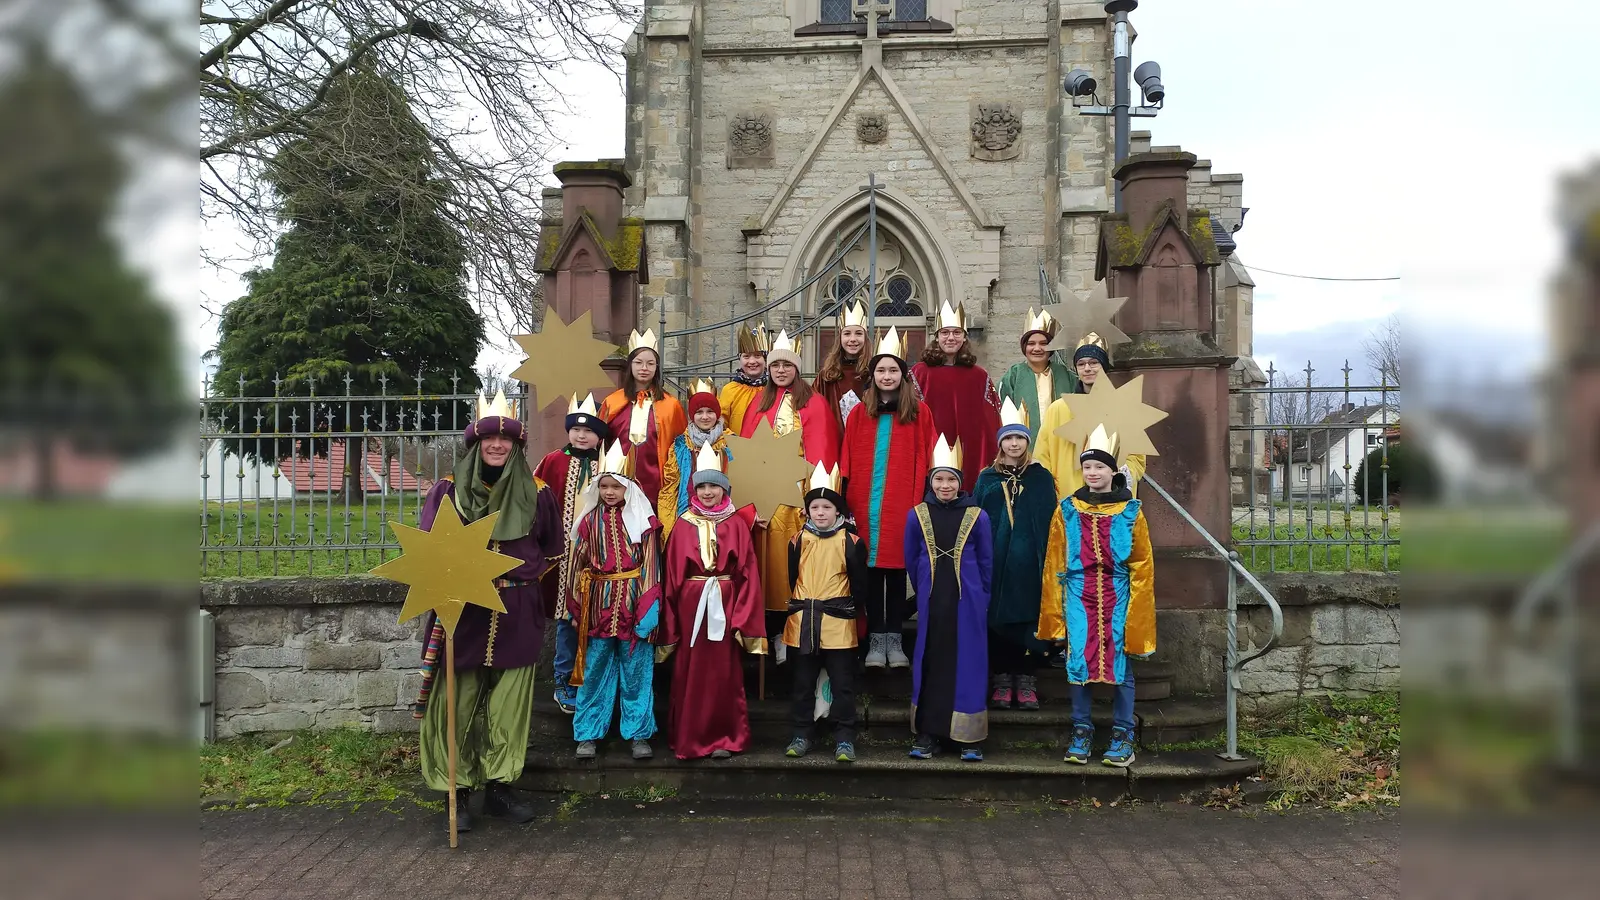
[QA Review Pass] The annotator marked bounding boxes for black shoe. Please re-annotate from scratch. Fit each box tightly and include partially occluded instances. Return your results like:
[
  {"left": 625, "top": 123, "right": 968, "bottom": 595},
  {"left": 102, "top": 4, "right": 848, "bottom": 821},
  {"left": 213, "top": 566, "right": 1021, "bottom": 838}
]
[
  {"left": 482, "top": 781, "right": 538, "bottom": 825},
  {"left": 446, "top": 788, "right": 473, "bottom": 833}
]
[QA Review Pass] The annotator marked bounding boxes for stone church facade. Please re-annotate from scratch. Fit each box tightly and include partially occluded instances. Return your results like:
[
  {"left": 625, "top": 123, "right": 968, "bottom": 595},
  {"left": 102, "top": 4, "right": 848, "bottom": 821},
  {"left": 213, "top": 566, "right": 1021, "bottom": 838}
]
[{"left": 609, "top": 0, "right": 1254, "bottom": 375}]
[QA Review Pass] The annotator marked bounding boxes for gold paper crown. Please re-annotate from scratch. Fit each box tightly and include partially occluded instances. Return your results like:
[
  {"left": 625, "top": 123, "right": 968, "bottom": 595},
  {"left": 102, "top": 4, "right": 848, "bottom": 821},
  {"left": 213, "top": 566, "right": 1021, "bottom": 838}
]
[
  {"left": 807, "top": 460, "right": 842, "bottom": 494},
  {"left": 873, "top": 325, "right": 907, "bottom": 361},
  {"left": 567, "top": 392, "right": 599, "bottom": 417},
  {"left": 935, "top": 300, "right": 967, "bottom": 332},
  {"left": 689, "top": 378, "right": 715, "bottom": 397},
  {"left": 737, "top": 322, "right": 770, "bottom": 355},
  {"left": 598, "top": 440, "right": 636, "bottom": 478},
  {"left": 627, "top": 328, "right": 660, "bottom": 355},
  {"left": 769, "top": 328, "right": 803, "bottom": 358},
  {"left": 840, "top": 300, "right": 869, "bottom": 330},
  {"left": 1077, "top": 333, "right": 1108, "bottom": 352},
  {"left": 1000, "top": 396, "right": 1028, "bottom": 429},
  {"left": 1083, "top": 423, "right": 1121, "bottom": 461},
  {"left": 931, "top": 434, "right": 964, "bottom": 472},
  {"left": 476, "top": 389, "right": 516, "bottom": 420},
  {"left": 694, "top": 439, "right": 722, "bottom": 475},
  {"left": 1023, "top": 306, "right": 1060, "bottom": 341}
]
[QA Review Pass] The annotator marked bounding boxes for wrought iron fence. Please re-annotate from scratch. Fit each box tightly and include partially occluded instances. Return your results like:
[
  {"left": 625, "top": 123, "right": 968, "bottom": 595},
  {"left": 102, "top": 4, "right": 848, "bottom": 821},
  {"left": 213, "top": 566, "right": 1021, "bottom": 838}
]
[
  {"left": 199, "top": 370, "right": 528, "bottom": 578},
  {"left": 1230, "top": 360, "right": 1400, "bottom": 572}
]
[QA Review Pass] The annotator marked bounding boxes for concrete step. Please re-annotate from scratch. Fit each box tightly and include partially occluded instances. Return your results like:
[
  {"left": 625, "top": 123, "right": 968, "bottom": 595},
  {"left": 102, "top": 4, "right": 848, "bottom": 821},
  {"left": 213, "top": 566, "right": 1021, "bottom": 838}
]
[{"left": 513, "top": 743, "right": 1258, "bottom": 802}]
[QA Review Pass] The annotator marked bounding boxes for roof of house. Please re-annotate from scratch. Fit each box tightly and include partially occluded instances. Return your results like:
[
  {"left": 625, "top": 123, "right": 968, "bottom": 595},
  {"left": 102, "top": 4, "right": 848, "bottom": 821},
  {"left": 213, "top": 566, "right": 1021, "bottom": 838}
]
[
  {"left": 280, "top": 445, "right": 428, "bottom": 494},
  {"left": 1272, "top": 404, "right": 1394, "bottom": 465}
]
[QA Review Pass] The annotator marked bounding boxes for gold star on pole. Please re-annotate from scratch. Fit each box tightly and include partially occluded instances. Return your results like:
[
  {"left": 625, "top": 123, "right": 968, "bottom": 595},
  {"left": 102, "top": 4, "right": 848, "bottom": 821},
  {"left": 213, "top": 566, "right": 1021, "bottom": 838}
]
[
  {"left": 724, "top": 427, "right": 815, "bottom": 518},
  {"left": 1051, "top": 374, "right": 1170, "bottom": 458},
  {"left": 373, "top": 494, "right": 518, "bottom": 635},
  {"left": 510, "top": 309, "right": 620, "bottom": 413},
  {"left": 1045, "top": 280, "right": 1131, "bottom": 351}
]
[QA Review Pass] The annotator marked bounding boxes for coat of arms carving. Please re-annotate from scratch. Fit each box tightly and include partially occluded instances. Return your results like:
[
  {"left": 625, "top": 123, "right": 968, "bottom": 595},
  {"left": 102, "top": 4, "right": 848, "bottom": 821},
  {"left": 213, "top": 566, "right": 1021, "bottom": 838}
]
[
  {"left": 728, "top": 112, "right": 774, "bottom": 167},
  {"left": 970, "top": 103, "right": 1022, "bottom": 161},
  {"left": 857, "top": 113, "right": 887, "bottom": 144}
]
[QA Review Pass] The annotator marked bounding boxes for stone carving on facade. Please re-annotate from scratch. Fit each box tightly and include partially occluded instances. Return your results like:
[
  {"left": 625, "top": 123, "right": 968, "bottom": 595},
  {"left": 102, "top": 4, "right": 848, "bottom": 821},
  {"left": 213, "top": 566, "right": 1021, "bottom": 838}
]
[
  {"left": 727, "top": 112, "right": 774, "bottom": 168},
  {"left": 857, "top": 113, "right": 887, "bottom": 144},
  {"left": 969, "top": 102, "right": 1022, "bottom": 161}
]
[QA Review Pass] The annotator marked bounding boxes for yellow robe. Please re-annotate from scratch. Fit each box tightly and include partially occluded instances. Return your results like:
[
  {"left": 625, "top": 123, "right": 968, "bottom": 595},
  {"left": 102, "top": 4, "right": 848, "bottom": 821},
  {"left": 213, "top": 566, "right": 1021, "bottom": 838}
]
[
  {"left": 1034, "top": 396, "right": 1146, "bottom": 499},
  {"left": 718, "top": 381, "right": 762, "bottom": 436},
  {"left": 1037, "top": 495, "right": 1156, "bottom": 678}
]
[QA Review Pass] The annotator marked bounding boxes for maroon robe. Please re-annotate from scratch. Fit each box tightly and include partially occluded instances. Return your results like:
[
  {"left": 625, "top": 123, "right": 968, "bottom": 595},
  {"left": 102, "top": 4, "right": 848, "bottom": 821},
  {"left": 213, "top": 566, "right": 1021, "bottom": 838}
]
[
  {"left": 659, "top": 504, "right": 765, "bottom": 760},
  {"left": 812, "top": 363, "right": 865, "bottom": 431},
  {"left": 910, "top": 361, "right": 1002, "bottom": 490}
]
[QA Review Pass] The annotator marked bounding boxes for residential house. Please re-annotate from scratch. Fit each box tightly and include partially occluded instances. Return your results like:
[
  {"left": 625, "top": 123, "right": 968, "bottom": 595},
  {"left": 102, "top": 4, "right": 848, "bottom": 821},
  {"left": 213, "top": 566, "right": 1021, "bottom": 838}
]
[{"left": 1270, "top": 404, "right": 1397, "bottom": 503}]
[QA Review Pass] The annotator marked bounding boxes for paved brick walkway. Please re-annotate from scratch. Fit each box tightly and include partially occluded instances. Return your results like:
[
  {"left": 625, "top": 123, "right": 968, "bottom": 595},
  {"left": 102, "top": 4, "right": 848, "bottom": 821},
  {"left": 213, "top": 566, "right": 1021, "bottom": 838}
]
[{"left": 201, "top": 797, "right": 1397, "bottom": 899}]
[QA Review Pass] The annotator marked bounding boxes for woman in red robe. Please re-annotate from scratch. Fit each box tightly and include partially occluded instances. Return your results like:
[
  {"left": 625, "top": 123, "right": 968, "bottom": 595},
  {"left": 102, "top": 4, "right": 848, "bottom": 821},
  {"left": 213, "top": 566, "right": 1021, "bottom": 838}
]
[
  {"left": 658, "top": 455, "right": 766, "bottom": 760},
  {"left": 598, "top": 330, "right": 687, "bottom": 534},
  {"left": 910, "top": 302, "right": 1001, "bottom": 490}
]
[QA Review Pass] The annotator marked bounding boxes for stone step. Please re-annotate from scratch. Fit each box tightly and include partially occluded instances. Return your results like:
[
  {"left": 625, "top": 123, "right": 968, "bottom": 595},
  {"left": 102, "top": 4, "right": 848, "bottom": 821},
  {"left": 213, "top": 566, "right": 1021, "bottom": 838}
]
[{"left": 513, "top": 743, "right": 1259, "bottom": 802}]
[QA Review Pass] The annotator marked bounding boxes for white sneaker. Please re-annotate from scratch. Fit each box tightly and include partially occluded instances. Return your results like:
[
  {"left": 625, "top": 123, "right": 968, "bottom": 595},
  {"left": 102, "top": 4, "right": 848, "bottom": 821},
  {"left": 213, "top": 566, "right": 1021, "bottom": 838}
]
[
  {"left": 865, "top": 632, "right": 888, "bottom": 669},
  {"left": 886, "top": 632, "right": 910, "bottom": 668}
]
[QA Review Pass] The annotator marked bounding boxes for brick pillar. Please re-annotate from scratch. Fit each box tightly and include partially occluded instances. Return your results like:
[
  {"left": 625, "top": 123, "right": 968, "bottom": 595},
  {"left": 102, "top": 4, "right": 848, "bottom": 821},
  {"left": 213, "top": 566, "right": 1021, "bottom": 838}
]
[{"left": 1097, "top": 151, "right": 1232, "bottom": 610}]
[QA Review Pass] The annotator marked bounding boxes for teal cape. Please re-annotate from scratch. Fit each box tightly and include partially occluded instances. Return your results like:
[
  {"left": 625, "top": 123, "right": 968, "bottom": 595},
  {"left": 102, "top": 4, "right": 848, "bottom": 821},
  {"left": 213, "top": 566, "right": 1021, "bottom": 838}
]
[{"left": 973, "top": 461, "right": 1057, "bottom": 650}]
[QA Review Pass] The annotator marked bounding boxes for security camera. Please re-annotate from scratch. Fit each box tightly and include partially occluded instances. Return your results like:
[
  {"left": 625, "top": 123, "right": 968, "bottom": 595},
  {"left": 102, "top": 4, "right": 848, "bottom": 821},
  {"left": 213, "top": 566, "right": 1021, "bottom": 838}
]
[
  {"left": 1063, "top": 68, "right": 1098, "bottom": 98},
  {"left": 1134, "top": 61, "right": 1164, "bottom": 104}
]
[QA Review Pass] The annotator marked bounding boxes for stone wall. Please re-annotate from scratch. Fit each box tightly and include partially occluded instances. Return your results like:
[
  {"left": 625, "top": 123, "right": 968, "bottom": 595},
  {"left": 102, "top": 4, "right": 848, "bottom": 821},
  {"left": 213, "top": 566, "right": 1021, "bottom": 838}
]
[
  {"left": 1235, "top": 572, "right": 1400, "bottom": 711},
  {"left": 202, "top": 578, "right": 424, "bottom": 738}
]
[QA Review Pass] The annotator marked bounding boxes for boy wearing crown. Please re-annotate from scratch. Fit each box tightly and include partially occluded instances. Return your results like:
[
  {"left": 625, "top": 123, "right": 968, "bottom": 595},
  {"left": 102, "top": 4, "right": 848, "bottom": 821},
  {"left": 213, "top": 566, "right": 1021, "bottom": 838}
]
[
  {"left": 1037, "top": 424, "right": 1156, "bottom": 768},
  {"left": 904, "top": 437, "right": 993, "bottom": 762},
  {"left": 415, "top": 391, "right": 563, "bottom": 830},
  {"left": 599, "top": 328, "right": 687, "bottom": 533},
  {"left": 1035, "top": 336, "right": 1146, "bottom": 499},
  {"left": 533, "top": 392, "right": 610, "bottom": 714},
  {"left": 783, "top": 462, "right": 867, "bottom": 763},
  {"left": 997, "top": 307, "right": 1080, "bottom": 439},
  {"left": 662, "top": 380, "right": 732, "bottom": 522},
  {"left": 718, "top": 320, "right": 769, "bottom": 435},
  {"left": 911, "top": 300, "right": 1002, "bottom": 490},
  {"left": 566, "top": 441, "right": 667, "bottom": 761},
  {"left": 658, "top": 442, "right": 767, "bottom": 760},
  {"left": 973, "top": 399, "right": 1057, "bottom": 711}
]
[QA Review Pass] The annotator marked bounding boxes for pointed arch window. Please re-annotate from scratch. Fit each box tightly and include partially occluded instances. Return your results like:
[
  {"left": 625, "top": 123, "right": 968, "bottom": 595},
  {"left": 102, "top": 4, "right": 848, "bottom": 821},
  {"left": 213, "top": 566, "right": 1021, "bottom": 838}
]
[{"left": 803, "top": 1, "right": 949, "bottom": 35}]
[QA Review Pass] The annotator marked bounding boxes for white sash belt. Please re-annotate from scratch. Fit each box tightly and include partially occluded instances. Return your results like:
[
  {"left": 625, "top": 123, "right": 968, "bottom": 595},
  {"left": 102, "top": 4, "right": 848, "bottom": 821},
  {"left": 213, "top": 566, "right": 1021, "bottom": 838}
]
[{"left": 689, "top": 576, "right": 727, "bottom": 647}]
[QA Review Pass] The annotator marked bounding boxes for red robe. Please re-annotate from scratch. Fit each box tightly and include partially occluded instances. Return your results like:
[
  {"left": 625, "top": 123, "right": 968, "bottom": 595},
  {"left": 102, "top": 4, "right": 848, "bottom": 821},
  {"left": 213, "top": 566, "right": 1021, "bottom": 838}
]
[
  {"left": 660, "top": 505, "right": 765, "bottom": 760},
  {"left": 738, "top": 388, "right": 840, "bottom": 469},
  {"left": 840, "top": 400, "right": 936, "bottom": 569},
  {"left": 812, "top": 364, "right": 865, "bottom": 432},
  {"left": 598, "top": 390, "right": 687, "bottom": 533},
  {"left": 910, "top": 362, "right": 1001, "bottom": 490},
  {"left": 532, "top": 446, "right": 598, "bottom": 619}
]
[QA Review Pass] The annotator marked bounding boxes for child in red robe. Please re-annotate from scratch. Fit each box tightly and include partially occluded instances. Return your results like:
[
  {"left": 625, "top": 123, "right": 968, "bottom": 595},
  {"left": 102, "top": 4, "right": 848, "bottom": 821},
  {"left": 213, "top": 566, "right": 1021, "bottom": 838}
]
[{"left": 910, "top": 301, "right": 1001, "bottom": 490}]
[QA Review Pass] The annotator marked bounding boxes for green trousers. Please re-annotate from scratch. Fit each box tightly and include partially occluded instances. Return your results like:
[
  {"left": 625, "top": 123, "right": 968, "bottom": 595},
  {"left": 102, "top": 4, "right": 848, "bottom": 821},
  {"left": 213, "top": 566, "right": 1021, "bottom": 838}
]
[{"left": 420, "top": 665, "right": 535, "bottom": 791}]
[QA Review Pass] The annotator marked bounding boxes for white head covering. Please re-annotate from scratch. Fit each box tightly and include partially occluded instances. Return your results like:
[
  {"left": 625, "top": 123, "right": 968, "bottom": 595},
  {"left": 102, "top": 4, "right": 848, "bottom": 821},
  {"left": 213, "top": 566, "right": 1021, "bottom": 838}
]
[{"left": 568, "top": 472, "right": 655, "bottom": 544}]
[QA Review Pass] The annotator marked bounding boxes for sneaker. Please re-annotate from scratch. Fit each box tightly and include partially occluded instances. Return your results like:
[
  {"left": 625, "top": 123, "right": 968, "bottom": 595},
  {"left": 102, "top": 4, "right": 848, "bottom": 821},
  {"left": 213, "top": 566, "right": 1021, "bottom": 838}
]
[
  {"left": 786, "top": 737, "right": 811, "bottom": 758},
  {"left": 1064, "top": 724, "right": 1093, "bottom": 765},
  {"left": 885, "top": 632, "right": 910, "bottom": 668},
  {"left": 864, "top": 633, "right": 888, "bottom": 669},
  {"left": 1015, "top": 674, "right": 1040, "bottom": 711},
  {"left": 908, "top": 735, "right": 938, "bottom": 760},
  {"left": 1102, "top": 726, "right": 1135, "bottom": 768},
  {"left": 835, "top": 741, "right": 857, "bottom": 763},
  {"left": 575, "top": 740, "right": 597, "bottom": 760},
  {"left": 552, "top": 687, "right": 576, "bottom": 714},
  {"left": 990, "top": 674, "right": 1014, "bottom": 709},
  {"left": 631, "top": 739, "right": 653, "bottom": 760},
  {"left": 960, "top": 746, "right": 984, "bottom": 763},
  {"left": 711, "top": 749, "right": 732, "bottom": 760}
]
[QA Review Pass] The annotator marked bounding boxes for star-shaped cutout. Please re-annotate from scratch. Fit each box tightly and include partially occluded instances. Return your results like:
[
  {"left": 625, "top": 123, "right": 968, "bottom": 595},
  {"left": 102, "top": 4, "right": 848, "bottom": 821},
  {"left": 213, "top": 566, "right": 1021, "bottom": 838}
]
[
  {"left": 1051, "top": 375, "right": 1169, "bottom": 458},
  {"left": 1045, "top": 281, "right": 1131, "bottom": 350},
  {"left": 510, "top": 309, "right": 620, "bottom": 413},
  {"left": 724, "top": 427, "right": 815, "bottom": 518},
  {"left": 373, "top": 494, "right": 518, "bottom": 635}
]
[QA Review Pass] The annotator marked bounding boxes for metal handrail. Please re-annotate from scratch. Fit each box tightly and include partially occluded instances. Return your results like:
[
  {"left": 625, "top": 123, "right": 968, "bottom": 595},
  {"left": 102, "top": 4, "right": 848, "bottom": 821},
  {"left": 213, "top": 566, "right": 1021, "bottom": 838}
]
[
  {"left": 1141, "top": 474, "right": 1285, "bottom": 761},
  {"left": 1513, "top": 521, "right": 1599, "bottom": 631},
  {"left": 1511, "top": 520, "right": 1599, "bottom": 766}
]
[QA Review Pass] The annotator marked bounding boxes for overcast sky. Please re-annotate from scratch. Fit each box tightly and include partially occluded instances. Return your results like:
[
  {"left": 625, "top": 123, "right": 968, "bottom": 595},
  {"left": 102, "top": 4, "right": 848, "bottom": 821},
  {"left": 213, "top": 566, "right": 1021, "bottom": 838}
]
[{"left": 185, "top": 1, "right": 1600, "bottom": 388}]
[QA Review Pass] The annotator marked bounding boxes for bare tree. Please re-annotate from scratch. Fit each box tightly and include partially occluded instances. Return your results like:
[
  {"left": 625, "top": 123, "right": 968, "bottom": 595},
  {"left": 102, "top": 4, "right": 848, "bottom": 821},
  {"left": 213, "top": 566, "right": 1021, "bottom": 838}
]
[
  {"left": 1362, "top": 314, "right": 1402, "bottom": 388},
  {"left": 197, "top": 0, "right": 636, "bottom": 337}
]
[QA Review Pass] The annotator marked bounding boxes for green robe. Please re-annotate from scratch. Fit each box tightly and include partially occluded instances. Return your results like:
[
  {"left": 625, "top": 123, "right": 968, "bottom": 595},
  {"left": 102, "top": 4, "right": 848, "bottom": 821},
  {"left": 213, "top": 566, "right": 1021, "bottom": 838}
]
[
  {"left": 997, "top": 357, "right": 1080, "bottom": 439},
  {"left": 972, "top": 461, "right": 1057, "bottom": 650}
]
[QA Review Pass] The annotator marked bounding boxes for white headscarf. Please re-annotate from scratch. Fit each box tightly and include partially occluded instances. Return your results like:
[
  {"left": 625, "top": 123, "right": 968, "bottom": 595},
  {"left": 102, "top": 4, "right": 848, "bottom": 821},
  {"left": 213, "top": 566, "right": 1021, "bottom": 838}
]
[{"left": 568, "top": 472, "right": 655, "bottom": 544}]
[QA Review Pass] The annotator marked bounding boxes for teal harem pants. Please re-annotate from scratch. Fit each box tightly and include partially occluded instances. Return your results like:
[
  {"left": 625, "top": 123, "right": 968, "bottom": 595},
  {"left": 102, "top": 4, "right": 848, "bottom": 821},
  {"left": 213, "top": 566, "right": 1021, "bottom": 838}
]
[
  {"left": 420, "top": 665, "right": 535, "bottom": 791},
  {"left": 573, "top": 636, "right": 657, "bottom": 742}
]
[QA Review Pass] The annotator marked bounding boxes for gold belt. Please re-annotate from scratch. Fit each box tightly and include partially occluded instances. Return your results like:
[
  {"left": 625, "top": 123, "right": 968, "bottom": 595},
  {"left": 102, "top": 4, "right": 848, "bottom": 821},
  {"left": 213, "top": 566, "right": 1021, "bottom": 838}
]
[{"left": 592, "top": 566, "right": 643, "bottom": 581}]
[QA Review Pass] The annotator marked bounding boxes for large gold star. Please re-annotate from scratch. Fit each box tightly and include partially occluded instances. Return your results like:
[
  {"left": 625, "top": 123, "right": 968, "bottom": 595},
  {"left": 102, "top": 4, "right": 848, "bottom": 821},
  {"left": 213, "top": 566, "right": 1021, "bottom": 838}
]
[
  {"left": 1051, "top": 374, "right": 1169, "bottom": 458},
  {"left": 373, "top": 494, "right": 518, "bottom": 635},
  {"left": 724, "top": 427, "right": 815, "bottom": 518},
  {"left": 510, "top": 309, "right": 620, "bottom": 413},
  {"left": 1045, "top": 281, "right": 1131, "bottom": 350}
]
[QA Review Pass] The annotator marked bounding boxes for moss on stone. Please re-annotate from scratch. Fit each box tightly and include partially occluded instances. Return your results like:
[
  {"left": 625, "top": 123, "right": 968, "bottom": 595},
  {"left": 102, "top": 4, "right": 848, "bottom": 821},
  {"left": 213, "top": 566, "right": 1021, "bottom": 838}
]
[
  {"left": 1187, "top": 210, "right": 1221, "bottom": 265},
  {"left": 608, "top": 218, "right": 645, "bottom": 271}
]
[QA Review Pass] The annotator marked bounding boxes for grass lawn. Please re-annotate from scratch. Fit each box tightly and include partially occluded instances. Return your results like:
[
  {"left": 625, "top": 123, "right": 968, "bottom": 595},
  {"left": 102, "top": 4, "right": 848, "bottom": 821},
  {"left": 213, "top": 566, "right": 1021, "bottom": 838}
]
[
  {"left": 201, "top": 729, "right": 431, "bottom": 807},
  {"left": 1232, "top": 521, "right": 1401, "bottom": 572},
  {"left": 0, "top": 732, "right": 193, "bottom": 808},
  {"left": 1403, "top": 506, "right": 1567, "bottom": 576},
  {"left": 201, "top": 497, "right": 423, "bottom": 578},
  {"left": 0, "top": 500, "right": 192, "bottom": 584}
]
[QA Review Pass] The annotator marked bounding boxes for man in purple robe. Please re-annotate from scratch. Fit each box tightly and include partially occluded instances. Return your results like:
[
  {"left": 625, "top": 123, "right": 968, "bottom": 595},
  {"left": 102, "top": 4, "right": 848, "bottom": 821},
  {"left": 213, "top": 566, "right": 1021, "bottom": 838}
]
[{"left": 414, "top": 394, "right": 562, "bottom": 832}]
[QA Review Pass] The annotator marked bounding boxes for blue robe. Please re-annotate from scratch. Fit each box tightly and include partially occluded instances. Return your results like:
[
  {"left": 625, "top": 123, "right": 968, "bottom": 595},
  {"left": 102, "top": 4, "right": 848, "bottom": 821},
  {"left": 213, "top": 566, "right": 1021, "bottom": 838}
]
[{"left": 904, "top": 491, "right": 992, "bottom": 743}]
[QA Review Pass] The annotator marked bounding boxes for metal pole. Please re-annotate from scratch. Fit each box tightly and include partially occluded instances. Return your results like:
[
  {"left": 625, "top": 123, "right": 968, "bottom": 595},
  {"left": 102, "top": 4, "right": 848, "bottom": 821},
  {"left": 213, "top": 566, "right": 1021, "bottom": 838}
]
[
  {"left": 1220, "top": 555, "right": 1242, "bottom": 760},
  {"left": 867, "top": 173, "right": 878, "bottom": 334},
  {"left": 1108, "top": 1, "right": 1136, "bottom": 211}
]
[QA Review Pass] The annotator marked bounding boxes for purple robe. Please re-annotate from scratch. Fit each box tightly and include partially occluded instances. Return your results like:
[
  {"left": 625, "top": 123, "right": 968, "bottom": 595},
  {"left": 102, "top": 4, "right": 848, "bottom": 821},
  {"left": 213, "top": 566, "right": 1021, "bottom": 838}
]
[
  {"left": 419, "top": 476, "right": 563, "bottom": 671},
  {"left": 903, "top": 496, "right": 992, "bottom": 743}
]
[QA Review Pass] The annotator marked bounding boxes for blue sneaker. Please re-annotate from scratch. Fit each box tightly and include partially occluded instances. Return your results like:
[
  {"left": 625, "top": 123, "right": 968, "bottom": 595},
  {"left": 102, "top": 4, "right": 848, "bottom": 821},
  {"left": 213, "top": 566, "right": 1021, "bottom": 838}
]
[
  {"left": 960, "top": 746, "right": 983, "bottom": 763},
  {"left": 908, "top": 735, "right": 938, "bottom": 760},
  {"left": 834, "top": 741, "right": 856, "bottom": 763},
  {"left": 1102, "top": 726, "right": 1135, "bottom": 768},
  {"left": 786, "top": 737, "right": 811, "bottom": 758},
  {"left": 1064, "top": 724, "right": 1094, "bottom": 765},
  {"left": 552, "top": 686, "right": 576, "bottom": 714}
]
